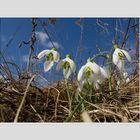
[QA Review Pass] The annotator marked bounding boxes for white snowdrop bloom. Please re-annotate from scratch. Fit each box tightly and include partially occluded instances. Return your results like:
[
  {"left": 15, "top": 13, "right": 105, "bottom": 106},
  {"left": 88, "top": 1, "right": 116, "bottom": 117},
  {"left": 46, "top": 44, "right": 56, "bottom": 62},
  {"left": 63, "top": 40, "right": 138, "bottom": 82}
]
[
  {"left": 123, "top": 72, "right": 128, "bottom": 79},
  {"left": 125, "top": 78, "right": 130, "bottom": 83},
  {"left": 116, "top": 80, "right": 121, "bottom": 90},
  {"left": 90, "top": 66, "right": 108, "bottom": 90},
  {"left": 56, "top": 54, "right": 76, "bottom": 79},
  {"left": 117, "top": 80, "right": 120, "bottom": 86},
  {"left": 77, "top": 59, "right": 101, "bottom": 91},
  {"left": 95, "top": 82, "right": 100, "bottom": 90},
  {"left": 37, "top": 48, "right": 60, "bottom": 72},
  {"left": 98, "top": 66, "right": 108, "bottom": 80},
  {"left": 97, "top": 67, "right": 108, "bottom": 88},
  {"left": 112, "top": 44, "right": 131, "bottom": 75},
  {"left": 123, "top": 72, "right": 130, "bottom": 83}
]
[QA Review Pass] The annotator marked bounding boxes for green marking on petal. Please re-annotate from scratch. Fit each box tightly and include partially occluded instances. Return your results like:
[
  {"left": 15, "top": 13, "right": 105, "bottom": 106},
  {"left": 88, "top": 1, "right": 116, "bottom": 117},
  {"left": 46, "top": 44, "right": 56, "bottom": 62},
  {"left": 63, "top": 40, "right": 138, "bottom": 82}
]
[
  {"left": 46, "top": 52, "right": 53, "bottom": 61},
  {"left": 85, "top": 66, "right": 92, "bottom": 72},
  {"left": 62, "top": 61, "right": 70, "bottom": 70},
  {"left": 118, "top": 51, "right": 125, "bottom": 59},
  {"left": 85, "top": 66, "right": 92, "bottom": 78}
]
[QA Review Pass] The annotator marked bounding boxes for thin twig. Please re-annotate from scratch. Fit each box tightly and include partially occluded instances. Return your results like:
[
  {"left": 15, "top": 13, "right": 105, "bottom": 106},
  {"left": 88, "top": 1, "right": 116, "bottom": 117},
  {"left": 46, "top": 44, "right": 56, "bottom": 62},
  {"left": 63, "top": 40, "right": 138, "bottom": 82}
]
[
  {"left": 121, "top": 18, "right": 131, "bottom": 48},
  {"left": 14, "top": 75, "right": 36, "bottom": 122},
  {"left": 30, "top": 104, "right": 44, "bottom": 122},
  {"left": 26, "top": 18, "right": 37, "bottom": 74},
  {"left": 49, "top": 87, "right": 60, "bottom": 120}
]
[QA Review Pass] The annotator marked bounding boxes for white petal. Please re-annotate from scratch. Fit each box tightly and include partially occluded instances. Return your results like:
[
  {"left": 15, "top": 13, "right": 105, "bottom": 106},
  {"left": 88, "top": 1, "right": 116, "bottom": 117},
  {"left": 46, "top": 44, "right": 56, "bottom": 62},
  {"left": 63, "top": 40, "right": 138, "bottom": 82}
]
[
  {"left": 126, "top": 78, "right": 130, "bottom": 83},
  {"left": 78, "top": 81, "right": 85, "bottom": 92},
  {"left": 97, "top": 77, "right": 103, "bottom": 84},
  {"left": 100, "top": 67, "right": 108, "bottom": 78},
  {"left": 86, "top": 62, "right": 100, "bottom": 74},
  {"left": 113, "top": 49, "right": 120, "bottom": 66},
  {"left": 115, "top": 48, "right": 121, "bottom": 53},
  {"left": 66, "top": 58, "right": 76, "bottom": 72},
  {"left": 44, "top": 60, "right": 54, "bottom": 72},
  {"left": 120, "top": 49, "right": 131, "bottom": 62},
  {"left": 113, "top": 50, "right": 125, "bottom": 72},
  {"left": 89, "top": 72, "right": 97, "bottom": 83},
  {"left": 95, "top": 82, "right": 100, "bottom": 89},
  {"left": 117, "top": 80, "right": 120, "bottom": 85},
  {"left": 37, "top": 49, "right": 50, "bottom": 59},
  {"left": 77, "top": 65, "right": 86, "bottom": 82},
  {"left": 123, "top": 72, "right": 128, "bottom": 79},
  {"left": 51, "top": 50, "right": 60, "bottom": 62},
  {"left": 117, "top": 59, "right": 125, "bottom": 72},
  {"left": 92, "top": 73, "right": 103, "bottom": 84},
  {"left": 56, "top": 60, "right": 64, "bottom": 71},
  {"left": 63, "top": 66, "right": 72, "bottom": 79}
]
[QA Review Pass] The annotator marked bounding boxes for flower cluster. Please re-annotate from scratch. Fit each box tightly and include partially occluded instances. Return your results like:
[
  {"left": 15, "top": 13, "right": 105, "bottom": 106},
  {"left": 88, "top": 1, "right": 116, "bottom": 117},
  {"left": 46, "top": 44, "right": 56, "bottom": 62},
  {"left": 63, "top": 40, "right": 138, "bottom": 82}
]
[
  {"left": 37, "top": 48, "right": 76, "bottom": 79},
  {"left": 38, "top": 44, "right": 131, "bottom": 92}
]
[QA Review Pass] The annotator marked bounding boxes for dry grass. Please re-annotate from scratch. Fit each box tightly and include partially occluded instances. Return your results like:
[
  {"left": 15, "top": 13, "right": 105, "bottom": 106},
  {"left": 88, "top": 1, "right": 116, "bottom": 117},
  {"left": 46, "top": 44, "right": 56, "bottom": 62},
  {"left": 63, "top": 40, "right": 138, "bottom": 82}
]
[{"left": 0, "top": 71, "right": 139, "bottom": 122}]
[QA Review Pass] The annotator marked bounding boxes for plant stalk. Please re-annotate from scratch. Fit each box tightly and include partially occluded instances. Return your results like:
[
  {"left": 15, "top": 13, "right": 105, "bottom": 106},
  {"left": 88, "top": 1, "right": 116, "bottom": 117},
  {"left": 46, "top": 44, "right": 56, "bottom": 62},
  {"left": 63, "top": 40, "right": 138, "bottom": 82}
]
[
  {"left": 107, "top": 57, "right": 112, "bottom": 95},
  {"left": 65, "top": 93, "right": 87, "bottom": 122},
  {"left": 64, "top": 78, "right": 71, "bottom": 114}
]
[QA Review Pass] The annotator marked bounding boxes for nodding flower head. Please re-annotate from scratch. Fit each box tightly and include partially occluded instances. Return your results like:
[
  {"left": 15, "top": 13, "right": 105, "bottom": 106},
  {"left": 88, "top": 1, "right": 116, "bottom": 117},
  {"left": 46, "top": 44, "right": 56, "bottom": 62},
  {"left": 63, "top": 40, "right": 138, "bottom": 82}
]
[
  {"left": 112, "top": 44, "right": 131, "bottom": 77},
  {"left": 77, "top": 58, "right": 108, "bottom": 91},
  {"left": 78, "top": 59, "right": 100, "bottom": 81},
  {"left": 77, "top": 59, "right": 101, "bottom": 91},
  {"left": 37, "top": 49, "right": 60, "bottom": 72},
  {"left": 56, "top": 54, "right": 76, "bottom": 79}
]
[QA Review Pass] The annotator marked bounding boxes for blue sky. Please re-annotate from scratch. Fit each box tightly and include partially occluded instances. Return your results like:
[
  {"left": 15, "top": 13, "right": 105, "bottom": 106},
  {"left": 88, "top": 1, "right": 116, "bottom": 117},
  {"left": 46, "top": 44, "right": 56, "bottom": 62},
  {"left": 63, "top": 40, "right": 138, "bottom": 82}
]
[{"left": 0, "top": 18, "right": 138, "bottom": 85}]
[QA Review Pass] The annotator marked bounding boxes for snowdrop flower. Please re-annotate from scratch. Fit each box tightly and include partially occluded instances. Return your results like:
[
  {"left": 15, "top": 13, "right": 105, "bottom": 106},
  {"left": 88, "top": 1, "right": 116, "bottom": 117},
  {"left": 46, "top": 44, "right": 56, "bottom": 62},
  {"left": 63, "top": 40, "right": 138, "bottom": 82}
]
[
  {"left": 117, "top": 80, "right": 120, "bottom": 86},
  {"left": 123, "top": 72, "right": 128, "bottom": 79},
  {"left": 77, "top": 58, "right": 101, "bottom": 91},
  {"left": 113, "top": 44, "right": 131, "bottom": 76},
  {"left": 37, "top": 48, "right": 60, "bottom": 72},
  {"left": 125, "top": 77, "right": 130, "bottom": 83},
  {"left": 93, "top": 66, "right": 108, "bottom": 89},
  {"left": 56, "top": 54, "right": 76, "bottom": 79},
  {"left": 123, "top": 72, "right": 130, "bottom": 83}
]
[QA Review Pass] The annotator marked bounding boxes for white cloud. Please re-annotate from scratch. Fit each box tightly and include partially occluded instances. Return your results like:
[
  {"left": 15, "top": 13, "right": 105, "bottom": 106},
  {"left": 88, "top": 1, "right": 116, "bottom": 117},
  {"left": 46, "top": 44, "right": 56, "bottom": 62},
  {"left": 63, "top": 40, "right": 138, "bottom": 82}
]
[
  {"left": 36, "top": 31, "right": 48, "bottom": 46},
  {"left": 34, "top": 75, "right": 49, "bottom": 88},
  {"left": 22, "top": 55, "right": 37, "bottom": 63},
  {"left": 36, "top": 31, "right": 63, "bottom": 49},
  {"left": 47, "top": 41, "right": 62, "bottom": 49}
]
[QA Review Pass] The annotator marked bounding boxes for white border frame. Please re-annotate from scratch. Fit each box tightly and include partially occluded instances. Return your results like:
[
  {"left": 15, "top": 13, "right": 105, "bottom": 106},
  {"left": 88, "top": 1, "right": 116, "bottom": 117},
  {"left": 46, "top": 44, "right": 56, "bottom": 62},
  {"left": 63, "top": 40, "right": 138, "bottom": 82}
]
[
  {"left": 0, "top": 0, "right": 139, "bottom": 140},
  {"left": 0, "top": 0, "right": 140, "bottom": 17}
]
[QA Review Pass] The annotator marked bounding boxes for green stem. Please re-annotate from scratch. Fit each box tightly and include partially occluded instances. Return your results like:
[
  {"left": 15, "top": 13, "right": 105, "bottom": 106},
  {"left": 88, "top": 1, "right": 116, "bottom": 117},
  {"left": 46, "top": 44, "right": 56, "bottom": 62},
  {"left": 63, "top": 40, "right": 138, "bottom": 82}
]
[
  {"left": 91, "top": 53, "right": 108, "bottom": 61},
  {"left": 107, "top": 58, "right": 112, "bottom": 95},
  {"left": 65, "top": 93, "right": 87, "bottom": 122},
  {"left": 91, "top": 52, "right": 113, "bottom": 95},
  {"left": 64, "top": 78, "right": 71, "bottom": 114},
  {"left": 107, "top": 45, "right": 115, "bottom": 95}
]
